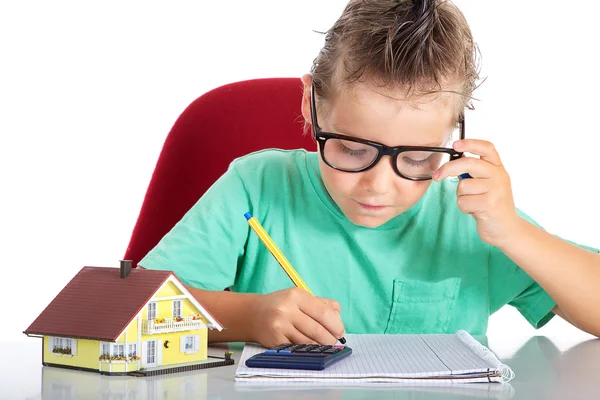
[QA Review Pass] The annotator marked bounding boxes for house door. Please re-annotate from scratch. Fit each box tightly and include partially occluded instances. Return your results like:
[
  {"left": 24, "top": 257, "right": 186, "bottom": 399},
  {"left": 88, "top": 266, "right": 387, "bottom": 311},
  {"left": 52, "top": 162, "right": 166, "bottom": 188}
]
[{"left": 146, "top": 340, "right": 157, "bottom": 367}]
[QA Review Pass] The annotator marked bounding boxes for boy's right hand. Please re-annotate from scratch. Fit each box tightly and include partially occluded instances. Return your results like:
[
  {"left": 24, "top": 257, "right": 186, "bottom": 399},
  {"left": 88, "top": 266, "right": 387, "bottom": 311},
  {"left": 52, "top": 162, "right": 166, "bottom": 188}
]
[{"left": 249, "top": 287, "right": 345, "bottom": 348}]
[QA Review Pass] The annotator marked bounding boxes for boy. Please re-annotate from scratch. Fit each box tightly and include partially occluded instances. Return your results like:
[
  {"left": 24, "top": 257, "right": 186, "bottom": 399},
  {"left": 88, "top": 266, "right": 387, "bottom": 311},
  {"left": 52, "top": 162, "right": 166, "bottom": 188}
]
[{"left": 139, "top": 0, "right": 600, "bottom": 348}]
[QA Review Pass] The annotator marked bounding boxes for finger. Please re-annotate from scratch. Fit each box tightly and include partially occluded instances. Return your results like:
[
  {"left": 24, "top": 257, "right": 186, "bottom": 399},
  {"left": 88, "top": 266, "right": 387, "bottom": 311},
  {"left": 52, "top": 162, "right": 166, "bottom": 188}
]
[
  {"left": 457, "top": 177, "right": 490, "bottom": 196},
  {"left": 434, "top": 157, "right": 494, "bottom": 181},
  {"left": 292, "top": 311, "right": 338, "bottom": 345},
  {"left": 453, "top": 139, "right": 502, "bottom": 166},
  {"left": 261, "top": 329, "right": 295, "bottom": 349},
  {"left": 299, "top": 299, "right": 345, "bottom": 341},
  {"left": 284, "top": 327, "right": 318, "bottom": 345},
  {"left": 316, "top": 297, "right": 341, "bottom": 313},
  {"left": 456, "top": 193, "right": 488, "bottom": 214}
]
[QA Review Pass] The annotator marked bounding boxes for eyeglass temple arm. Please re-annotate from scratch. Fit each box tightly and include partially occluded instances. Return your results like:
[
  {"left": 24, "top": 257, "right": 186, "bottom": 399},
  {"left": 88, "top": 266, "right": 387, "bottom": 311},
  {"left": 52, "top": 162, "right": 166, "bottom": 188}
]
[{"left": 458, "top": 113, "right": 471, "bottom": 180}]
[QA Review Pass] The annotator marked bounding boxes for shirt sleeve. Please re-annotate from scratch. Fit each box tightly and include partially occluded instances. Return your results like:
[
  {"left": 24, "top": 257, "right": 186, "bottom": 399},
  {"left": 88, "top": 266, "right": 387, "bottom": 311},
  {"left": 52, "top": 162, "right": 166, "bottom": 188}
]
[
  {"left": 138, "top": 163, "right": 251, "bottom": 291},
  {"left": 489, "top": 210, "right": 599, "bottom": 329}
]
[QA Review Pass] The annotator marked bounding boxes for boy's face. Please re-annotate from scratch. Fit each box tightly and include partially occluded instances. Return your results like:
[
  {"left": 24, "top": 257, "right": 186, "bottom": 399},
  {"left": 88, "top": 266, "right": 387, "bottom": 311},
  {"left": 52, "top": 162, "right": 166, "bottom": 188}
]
[{"left": 301, "top": 75, "right": 457, "bottom": 228}]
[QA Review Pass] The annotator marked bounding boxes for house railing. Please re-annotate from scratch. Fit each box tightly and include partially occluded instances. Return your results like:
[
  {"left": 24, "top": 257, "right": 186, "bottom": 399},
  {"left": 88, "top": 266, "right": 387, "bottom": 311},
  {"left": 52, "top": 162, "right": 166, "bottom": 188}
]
[{"left": 142, "top": 316, "right": 205, "bottom": 334}]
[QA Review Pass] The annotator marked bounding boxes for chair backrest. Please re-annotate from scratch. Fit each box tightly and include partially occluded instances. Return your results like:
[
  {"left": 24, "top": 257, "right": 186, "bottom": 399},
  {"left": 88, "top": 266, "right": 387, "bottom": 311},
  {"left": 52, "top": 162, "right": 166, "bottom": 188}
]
[{"left": 124, "top": 77, "right": 315, "bottom": 267}]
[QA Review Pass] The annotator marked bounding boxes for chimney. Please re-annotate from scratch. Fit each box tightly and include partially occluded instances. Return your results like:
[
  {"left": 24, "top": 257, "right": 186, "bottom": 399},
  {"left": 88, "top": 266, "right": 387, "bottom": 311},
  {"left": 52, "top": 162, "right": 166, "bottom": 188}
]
[{"left": 120, "top": 260, "right": 132, "bottom": 279}]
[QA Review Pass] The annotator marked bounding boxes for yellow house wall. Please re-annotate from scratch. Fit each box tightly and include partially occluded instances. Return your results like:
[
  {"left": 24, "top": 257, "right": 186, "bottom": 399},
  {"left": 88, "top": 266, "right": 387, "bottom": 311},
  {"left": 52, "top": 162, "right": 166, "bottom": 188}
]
[
  {"left": 155, "top": 281, "right": 183, "bottom": 298},
  {"left": 142, "top": 326, "right": 208, "bottom": 367},
  {"left": 148, "top": 297, "right": 208, "bottom": 322},
  {"left": 141, "top": 281, "right": 208, "bottom": 324},
  {"left": 43, "top": 334, "right": 143, "bottom": 374},
  {"left": 116, "top": 319, "right": 140, "bottom": 344},
  {"left": 43, "top": 337, "right": 101, "bottom": 370},
  {"left": 98, "top": 319, "right": 142, "bottom": 372}
]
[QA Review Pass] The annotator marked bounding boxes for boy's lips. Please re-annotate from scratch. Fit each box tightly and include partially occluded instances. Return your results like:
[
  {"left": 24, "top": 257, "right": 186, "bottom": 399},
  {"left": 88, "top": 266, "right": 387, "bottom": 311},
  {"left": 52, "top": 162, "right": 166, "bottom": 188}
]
[{"left": 354, "top": 200, "right": 387, "bottom": 210}]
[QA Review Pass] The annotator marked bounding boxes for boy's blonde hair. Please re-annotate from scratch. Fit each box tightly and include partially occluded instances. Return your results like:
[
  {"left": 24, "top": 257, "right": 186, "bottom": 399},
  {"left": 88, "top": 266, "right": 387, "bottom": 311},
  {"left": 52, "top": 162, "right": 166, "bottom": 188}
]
[{"left": 311, "top": 0, "right": 480, "bottom": 117}]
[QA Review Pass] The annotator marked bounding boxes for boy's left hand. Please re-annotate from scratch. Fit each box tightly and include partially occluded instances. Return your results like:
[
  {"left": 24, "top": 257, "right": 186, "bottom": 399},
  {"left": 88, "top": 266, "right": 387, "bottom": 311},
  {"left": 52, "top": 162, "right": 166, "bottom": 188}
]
[{"left": 432, "top": 139, "right": 522, "bottom": 248}]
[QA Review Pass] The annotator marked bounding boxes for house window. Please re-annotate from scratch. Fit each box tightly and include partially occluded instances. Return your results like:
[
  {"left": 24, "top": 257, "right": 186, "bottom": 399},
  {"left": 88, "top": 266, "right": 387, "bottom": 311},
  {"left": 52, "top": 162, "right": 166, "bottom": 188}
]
[
  {"left": 185, "top": 336, "right": 194, "bottom": 351},
  {"left": 101, "top": 343, "right": 110, "bottom": 356},
  {"left": 147, "top": 340, "right": 156, "bottom": 364},
  {"left": 113, "top": 344, "right": 125, "bottom": 357},
  {"left": 128, "top": 344, "right": 137, "bottom": 357},
  {"left": 148, "top": 302, "right": 157, "bottom": 320},
  {"left": 51, "top": 337, "right": 76, "bottom": 355},
  {"left": 53, "top": 338, "right": 72, "bottom": 351},
  {"left": 173, "top": 300, "right": 182, "bottom": 319},
  {"left": 180, "top": 335, "right": 199, "bottom": 354}
]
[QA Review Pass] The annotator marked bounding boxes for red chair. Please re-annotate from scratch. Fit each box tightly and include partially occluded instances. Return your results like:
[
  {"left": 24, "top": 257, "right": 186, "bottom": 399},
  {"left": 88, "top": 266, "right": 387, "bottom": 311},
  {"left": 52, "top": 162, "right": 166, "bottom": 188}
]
[{"left": 123, "top": 78, "right": 316, "bottom": 267}]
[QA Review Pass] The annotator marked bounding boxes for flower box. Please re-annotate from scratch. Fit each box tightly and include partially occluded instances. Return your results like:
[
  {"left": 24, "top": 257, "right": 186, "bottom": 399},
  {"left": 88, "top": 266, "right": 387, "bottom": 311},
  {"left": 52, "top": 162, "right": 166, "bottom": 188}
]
[{"left": 98, "top": 355, "right": 140, "bottom": 363}]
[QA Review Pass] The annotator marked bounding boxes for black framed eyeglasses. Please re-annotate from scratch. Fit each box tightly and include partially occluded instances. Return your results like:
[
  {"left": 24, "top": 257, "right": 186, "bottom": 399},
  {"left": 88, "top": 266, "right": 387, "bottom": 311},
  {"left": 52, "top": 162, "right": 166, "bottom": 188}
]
[{"left": 310, "top": 83, "right": 465, "bottom": 181}]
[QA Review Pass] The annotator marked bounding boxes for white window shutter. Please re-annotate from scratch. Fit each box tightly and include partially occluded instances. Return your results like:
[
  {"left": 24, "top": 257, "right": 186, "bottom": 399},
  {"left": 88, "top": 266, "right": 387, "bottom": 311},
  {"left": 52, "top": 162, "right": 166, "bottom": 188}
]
[
  {"left": 194, "top": 335, "right": 201, "bottom": 351},
  {"left": 142, "top": 341, "right": 148, "bottom": 367},
  {"left": 180, "top": 336, "right": 186, "bottom": 353},
  {"left": 71, "top": 339, "right": 77, "bottom": 355},
  {"left": 48, "top": 336, "right": 54, "bottom": 352},
  {"left": 157, "top": 340, "right": 163, "bottom": 365}
]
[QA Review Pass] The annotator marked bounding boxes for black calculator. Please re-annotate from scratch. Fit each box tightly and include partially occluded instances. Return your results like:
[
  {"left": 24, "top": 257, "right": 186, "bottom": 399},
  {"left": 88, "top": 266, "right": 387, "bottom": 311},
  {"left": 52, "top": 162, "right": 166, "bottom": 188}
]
[{"left": 245, "top": 343, "right": 352, "bottom": 371}]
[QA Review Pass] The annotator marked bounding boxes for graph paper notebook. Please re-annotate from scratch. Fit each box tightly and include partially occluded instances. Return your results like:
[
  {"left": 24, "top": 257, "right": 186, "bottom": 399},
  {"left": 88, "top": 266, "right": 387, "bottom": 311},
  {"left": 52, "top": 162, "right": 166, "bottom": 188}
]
[{"left": 235, "top": 330, "right": 515, "bottom": 384}]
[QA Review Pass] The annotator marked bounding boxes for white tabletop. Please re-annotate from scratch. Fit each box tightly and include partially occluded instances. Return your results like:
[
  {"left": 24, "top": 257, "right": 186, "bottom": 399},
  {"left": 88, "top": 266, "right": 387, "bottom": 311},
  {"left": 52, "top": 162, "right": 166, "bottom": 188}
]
[{"left": 2, "top": 335, "right": 600, "bottom": 400}]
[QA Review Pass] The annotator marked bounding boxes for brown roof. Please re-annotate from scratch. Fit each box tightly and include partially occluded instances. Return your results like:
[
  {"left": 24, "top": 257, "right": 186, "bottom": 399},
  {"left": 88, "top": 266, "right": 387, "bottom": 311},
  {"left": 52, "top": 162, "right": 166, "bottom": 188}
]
[{"left": 24, "top": 266, "right": 173, "bottom": 342}]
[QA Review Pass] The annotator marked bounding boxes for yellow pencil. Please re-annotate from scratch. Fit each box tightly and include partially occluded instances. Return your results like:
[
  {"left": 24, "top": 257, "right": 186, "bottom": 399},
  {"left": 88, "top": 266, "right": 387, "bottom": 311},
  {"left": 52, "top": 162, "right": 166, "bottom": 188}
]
[
  {"left": 244, "top": 212, "right": 312, "bottom": 294},
  {"left": 244, "top": 212, "right": 346, "bottom": 344}
]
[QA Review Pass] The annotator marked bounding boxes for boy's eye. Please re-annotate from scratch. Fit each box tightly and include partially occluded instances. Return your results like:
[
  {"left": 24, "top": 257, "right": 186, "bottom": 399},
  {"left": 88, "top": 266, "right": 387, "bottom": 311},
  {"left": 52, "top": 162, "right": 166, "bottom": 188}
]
[
  {"left": 335, "top": 140, "right": 371, "bottom": 157},
  {"left": 323, "top": 138, "right": 379, "bottom": 170},
  {"left": 397, "top": 151, "right": 451, "bottom": 178},
  {"left": 401, "top": 154, "right": 430, "bottom": 166}
]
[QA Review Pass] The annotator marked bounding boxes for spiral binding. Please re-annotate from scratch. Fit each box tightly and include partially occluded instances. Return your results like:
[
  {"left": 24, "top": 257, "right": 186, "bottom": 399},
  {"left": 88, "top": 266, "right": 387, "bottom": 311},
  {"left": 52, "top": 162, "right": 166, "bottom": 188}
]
[{"left": 455, "top": 330, "right": 516, "bottom": 383}]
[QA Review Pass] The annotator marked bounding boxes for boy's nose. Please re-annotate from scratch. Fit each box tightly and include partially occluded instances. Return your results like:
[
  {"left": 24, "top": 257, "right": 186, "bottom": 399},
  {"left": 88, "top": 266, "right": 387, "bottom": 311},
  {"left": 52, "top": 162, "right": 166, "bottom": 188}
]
[{"left": 358, "top": 155, "right": 397, "bottom": 195}]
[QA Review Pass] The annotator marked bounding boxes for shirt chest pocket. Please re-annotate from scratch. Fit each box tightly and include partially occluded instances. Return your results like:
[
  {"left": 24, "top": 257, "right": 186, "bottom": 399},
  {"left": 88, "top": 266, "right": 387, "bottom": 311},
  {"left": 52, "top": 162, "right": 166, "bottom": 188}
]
[{"left": 384, "top": 277, "right": 461, "bottom": 334}]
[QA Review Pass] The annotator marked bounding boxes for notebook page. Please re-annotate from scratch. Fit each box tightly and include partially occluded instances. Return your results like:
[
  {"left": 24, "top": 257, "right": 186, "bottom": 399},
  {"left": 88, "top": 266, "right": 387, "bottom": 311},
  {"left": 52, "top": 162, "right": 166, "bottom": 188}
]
[
  {"left": 235, "top": 332, "right": 506, "bottom": 383},
  {"left": 419, "top": 334, "right": 497, "bottom": 374}
]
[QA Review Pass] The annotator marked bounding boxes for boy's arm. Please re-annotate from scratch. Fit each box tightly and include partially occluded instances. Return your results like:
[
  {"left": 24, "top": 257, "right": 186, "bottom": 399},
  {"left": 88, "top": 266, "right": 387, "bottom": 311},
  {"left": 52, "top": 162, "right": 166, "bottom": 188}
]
[
  {"left": 498, "top": 220, "right": 600, "bottom": 336},
  {"left": 433, "top": 138, "right": 600, "bottom": 336},
  {"left": 182, "top": 284, "right": 261, "bottom": 343}
]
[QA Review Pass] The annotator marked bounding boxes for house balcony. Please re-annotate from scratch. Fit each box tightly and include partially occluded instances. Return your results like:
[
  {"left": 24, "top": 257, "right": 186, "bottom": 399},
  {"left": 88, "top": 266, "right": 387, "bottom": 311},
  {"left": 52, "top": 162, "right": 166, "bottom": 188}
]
[{"left": 142, "top": 316, "right": 205, "bottom": 334}]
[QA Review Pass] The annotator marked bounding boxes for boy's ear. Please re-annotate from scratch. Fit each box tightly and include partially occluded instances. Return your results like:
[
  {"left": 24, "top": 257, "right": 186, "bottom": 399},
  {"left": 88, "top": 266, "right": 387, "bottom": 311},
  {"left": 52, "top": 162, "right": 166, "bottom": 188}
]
[{"left": 300, "top": 73, "right": 313, "bottom": 126}]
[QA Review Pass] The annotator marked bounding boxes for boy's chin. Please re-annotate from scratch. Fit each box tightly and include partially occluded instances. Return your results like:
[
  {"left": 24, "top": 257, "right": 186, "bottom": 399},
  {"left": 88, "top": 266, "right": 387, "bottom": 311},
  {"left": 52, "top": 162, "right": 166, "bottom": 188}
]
[{"left": 345, "top": 213, "right": 394, "bottom": 229}]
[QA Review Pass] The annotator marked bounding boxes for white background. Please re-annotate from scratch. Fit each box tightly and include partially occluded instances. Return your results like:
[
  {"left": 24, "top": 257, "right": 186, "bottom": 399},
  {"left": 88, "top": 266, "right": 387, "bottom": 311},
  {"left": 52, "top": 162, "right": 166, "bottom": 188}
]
[{"left": 1, "top": 1, "right": 598, "bottom": 354}]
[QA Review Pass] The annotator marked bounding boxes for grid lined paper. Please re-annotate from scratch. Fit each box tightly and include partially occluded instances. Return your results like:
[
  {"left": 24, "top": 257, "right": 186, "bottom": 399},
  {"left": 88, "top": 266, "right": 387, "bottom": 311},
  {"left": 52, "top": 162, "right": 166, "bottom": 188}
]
[{"left": 235, "top": 332, "right": 509, "bottom": 384}]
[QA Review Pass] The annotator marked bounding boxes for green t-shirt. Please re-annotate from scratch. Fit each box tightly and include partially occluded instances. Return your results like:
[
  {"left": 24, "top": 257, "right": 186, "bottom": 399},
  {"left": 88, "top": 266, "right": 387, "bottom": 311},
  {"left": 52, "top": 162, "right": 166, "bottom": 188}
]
[{"left": 140, "top": 149, "right": 597, "bottom": 335}]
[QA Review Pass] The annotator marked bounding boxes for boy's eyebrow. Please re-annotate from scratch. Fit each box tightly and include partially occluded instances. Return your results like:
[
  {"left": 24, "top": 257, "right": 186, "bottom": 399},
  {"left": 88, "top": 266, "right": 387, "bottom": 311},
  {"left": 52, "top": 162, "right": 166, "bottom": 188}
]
[{"left": 330, "top": 123, "right": 446, "bottom": 147}]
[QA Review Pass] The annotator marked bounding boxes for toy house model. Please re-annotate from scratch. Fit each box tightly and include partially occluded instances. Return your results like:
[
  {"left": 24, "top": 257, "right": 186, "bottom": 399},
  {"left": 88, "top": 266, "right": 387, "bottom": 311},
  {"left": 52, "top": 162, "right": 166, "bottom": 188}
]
[{"left": 24, "top": 260, "right": 233, "bottom": 376}]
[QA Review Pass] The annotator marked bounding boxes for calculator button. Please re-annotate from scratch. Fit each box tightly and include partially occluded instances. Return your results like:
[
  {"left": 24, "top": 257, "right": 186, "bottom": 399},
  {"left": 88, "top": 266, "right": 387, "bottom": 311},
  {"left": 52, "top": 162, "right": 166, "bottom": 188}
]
[
  {"left": 278, "top": 350, "right": 292, "bottom": 354},
  {"left": 286, "top": 344, "right": 304, "bottom": 352},
  {"left": 308, "top": 346, "right": 327, "bottom": 353},
  {"left": 294, "top": 345, "right": 314, "bottom": 353},
  {"left": 272, "top": 344, "right": 292, "bottom": 351}
]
